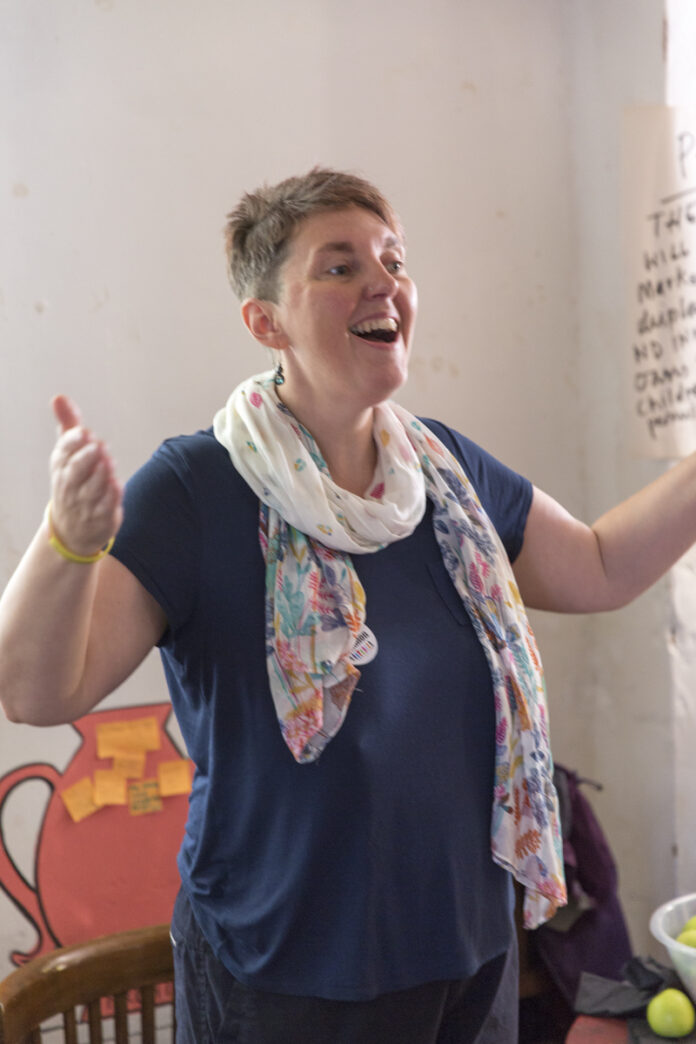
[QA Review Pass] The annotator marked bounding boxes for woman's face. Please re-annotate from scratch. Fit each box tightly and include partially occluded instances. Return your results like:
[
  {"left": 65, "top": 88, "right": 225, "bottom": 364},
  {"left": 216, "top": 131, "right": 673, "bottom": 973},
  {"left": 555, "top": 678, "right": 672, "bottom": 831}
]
[{"left": 269, "top": 205, "right": 417, "bottom": 418}]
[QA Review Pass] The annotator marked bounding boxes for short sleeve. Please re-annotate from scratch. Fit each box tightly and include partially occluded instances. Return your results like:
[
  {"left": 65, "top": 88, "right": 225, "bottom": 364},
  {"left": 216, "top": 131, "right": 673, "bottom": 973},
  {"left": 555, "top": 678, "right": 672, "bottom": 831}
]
[
  {"left": 420, "top": 418, "right": 533, "bottom": 562},
  {"left": 110, "top": 439, "right": 200, "bottom": 637}
]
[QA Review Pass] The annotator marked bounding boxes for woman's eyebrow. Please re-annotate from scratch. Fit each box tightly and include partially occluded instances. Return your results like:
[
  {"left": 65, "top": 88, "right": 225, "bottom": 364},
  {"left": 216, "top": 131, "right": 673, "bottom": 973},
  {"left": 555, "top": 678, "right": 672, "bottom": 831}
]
[
  {"left": 316, "top": 235, "right": 402, "bottom": 255},
  {"left": 316, "top": 241, "right": 356, "bottom": 255}
]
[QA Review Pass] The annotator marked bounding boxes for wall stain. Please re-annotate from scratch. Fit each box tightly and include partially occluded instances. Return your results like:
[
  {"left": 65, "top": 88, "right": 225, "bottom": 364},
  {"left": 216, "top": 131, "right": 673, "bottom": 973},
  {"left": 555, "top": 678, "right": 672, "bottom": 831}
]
[{"left": 89, "top": 288, "right": 110, "bottom": 313}]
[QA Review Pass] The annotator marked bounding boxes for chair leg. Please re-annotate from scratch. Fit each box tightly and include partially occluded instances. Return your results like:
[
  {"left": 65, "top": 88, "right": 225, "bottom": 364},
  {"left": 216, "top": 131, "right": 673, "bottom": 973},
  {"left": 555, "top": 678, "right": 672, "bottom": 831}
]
[
  {"left": 62, "top": 1008, "right": 79, "bottom": 1044},
  {"left": 113, "top": 992, "right": 129, "bottom": 1044},
  {"left": 141, "top": 986, "right": 156, "bottom": 1044},
  {"left": 86, "top": 999, "right": 103, "bottom": 1044}
]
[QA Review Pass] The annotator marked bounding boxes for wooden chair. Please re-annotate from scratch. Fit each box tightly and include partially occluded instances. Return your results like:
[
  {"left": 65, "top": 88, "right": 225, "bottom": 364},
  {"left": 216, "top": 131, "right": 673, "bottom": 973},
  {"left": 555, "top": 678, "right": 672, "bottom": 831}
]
[
  {"left": 0, "top": 901, "right": 555, "bottom": 1038},
  {"left": 0, "top": 923, "right": 174, "bottom": 1044}
]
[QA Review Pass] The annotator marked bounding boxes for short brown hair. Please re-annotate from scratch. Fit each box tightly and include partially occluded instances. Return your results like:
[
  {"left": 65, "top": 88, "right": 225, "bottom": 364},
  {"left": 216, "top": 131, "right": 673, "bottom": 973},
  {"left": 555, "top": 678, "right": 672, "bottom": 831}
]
[{"left": 224, "top": 167, "right": 403, "bottom": 302}]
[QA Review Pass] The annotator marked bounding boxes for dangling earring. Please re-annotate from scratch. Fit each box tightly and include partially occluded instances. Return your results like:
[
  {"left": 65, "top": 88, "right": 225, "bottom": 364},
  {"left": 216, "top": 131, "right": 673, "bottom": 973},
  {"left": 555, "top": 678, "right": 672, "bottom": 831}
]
[{"left": 273, "top": 359, "right": 285, "bottom": 386}]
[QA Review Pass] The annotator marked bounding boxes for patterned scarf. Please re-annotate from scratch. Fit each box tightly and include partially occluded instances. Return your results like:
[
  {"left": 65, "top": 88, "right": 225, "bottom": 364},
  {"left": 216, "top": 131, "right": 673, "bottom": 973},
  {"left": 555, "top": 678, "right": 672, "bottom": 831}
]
[{"left": 214, "top": 372, "right": 567, "bottom": 927}]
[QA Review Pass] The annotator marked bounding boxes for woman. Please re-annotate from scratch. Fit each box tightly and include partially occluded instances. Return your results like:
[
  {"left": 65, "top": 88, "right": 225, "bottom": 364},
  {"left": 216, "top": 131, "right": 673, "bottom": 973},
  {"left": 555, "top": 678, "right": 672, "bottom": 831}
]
[{"left": 1, "top": 168, "right": 695, "bottom": 1043}]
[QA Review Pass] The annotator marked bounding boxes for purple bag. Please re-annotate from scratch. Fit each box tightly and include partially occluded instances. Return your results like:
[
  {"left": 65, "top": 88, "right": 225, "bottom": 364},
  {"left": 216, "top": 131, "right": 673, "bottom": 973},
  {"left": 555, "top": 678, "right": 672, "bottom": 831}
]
[{"left": 532, "top": 765, "right": 633, "bottom": 1005}]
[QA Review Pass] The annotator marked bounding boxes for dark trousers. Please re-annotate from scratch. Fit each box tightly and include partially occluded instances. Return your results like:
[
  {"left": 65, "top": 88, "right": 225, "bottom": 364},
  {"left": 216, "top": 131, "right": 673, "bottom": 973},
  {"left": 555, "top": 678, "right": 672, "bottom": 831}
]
[{"left": 171, "top": 889, "right": 519, "bottom": 1044}]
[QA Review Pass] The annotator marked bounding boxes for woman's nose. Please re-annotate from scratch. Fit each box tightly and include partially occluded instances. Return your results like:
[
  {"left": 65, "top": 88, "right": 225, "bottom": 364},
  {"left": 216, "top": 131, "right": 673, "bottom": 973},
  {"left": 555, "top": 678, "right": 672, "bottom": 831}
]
[{"left": 364, "top": 264, "right": 398, "bottom": 298}]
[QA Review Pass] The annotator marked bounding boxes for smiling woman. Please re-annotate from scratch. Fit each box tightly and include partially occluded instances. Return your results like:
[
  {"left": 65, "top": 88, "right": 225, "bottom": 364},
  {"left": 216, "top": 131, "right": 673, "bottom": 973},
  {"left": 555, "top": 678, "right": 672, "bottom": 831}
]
[
  {"left": 239, "top": 206, "right": 417, "bottom": 493},
  {"left": 5, "top": 167, "right": 696, "bottom": 1044}
]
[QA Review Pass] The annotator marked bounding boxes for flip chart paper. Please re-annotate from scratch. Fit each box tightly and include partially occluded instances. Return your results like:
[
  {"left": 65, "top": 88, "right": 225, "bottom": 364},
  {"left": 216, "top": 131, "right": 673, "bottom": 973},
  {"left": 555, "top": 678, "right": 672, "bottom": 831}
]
[{"left": 623, "top": 105, "right": 696, "bottom": 458}]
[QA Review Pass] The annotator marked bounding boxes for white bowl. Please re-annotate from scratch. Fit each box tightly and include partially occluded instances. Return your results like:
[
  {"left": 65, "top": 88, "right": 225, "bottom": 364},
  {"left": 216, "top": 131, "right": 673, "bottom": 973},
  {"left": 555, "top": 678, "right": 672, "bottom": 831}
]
[{"left": 650, "top": 892, "right": 696, "bottom": 1002}]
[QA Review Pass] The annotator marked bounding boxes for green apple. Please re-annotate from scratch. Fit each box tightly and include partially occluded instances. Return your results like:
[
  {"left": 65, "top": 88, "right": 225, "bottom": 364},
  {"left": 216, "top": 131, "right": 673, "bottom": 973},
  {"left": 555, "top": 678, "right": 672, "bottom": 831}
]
[
  {"left": 677, "top": 928, "right": 696, "bottom": 948},
  {"left": 647, "top": 988, "right": 695, "bottom": 1038},
  {"left": 682, "top": 915, "right": 696, "bottom": 933}
]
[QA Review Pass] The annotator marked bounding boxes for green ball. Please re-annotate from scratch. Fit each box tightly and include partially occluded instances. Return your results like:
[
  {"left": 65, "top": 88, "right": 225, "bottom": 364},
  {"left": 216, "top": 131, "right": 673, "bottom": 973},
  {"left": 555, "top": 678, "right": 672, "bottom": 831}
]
[{"left": 646, "top": 988, "right": 695, "bottom": 1038}]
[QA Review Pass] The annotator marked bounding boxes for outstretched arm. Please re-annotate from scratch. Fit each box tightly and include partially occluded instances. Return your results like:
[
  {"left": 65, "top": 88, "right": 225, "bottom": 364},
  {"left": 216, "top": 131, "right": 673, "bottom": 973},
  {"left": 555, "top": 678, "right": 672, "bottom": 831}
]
[
  {"left": 0, "top": 396, "right": 167, "bottom": 726},
  {"left": 514, "top": 454, "right": 696, "bottom": 613}
]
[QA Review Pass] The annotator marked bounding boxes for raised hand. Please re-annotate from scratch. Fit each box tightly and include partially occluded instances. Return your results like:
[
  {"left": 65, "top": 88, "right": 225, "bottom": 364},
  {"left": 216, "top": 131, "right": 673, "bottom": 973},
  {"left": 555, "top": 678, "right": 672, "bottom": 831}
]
[{"left": 48, "top": 395, "right": 123, "bottom": 558}]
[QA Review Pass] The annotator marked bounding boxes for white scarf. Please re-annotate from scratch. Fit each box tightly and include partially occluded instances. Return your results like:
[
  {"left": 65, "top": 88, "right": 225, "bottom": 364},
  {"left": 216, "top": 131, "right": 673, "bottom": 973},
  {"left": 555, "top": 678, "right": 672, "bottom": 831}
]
[{"left": 214, "top": 372, "right": 567, "bottom": 927}]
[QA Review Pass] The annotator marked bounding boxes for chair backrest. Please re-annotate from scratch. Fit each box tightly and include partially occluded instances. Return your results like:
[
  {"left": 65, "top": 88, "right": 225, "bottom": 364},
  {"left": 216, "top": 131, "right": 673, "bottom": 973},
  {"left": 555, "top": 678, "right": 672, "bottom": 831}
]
[{"left": 0, "top": 923, "right": 174, "bottom": 1044}]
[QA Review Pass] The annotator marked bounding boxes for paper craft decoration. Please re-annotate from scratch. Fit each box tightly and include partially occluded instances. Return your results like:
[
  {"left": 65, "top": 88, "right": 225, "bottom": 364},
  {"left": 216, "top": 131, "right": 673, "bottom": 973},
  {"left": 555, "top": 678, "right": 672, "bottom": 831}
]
[
  {"left": 623, "top": 105, "right": 696, "bottom": 458},
  {"left": 111, "top": 749, "right": 147, "bottom": 779},
  {"left": 93, "top": 770, "right": 127, "bottom": 807},
  {"left": 128, "top": 780, "right": 163, "bottom": 816},
  {"left": 96, "top": 716, "right": 161, "bottom": 758},
  {"left": 60, "top": 777, "right": 100, "bottom": 823},
  {"left": 58, "top": 715, "right": 192, "bottom": 823},
  {"left": 157, "top": 759, "right": 193, "bottom": 797}
]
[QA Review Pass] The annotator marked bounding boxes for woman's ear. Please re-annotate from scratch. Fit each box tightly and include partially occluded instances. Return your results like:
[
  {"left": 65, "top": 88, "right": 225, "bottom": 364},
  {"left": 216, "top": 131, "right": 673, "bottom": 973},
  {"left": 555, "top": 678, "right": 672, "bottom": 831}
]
[{"left": 241, "top": 299, "right": 288, "bottom": 350}]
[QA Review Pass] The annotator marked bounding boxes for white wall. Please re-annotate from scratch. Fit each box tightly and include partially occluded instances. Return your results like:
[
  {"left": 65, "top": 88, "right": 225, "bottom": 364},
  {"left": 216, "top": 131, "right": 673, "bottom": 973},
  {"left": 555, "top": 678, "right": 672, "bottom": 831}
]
[
  {"left": 0, "top": 0, "right": 688, "bottom": 977},
  {"left": 563, "top": 0, "right": 696, "bottom": 959},
  {"left": 664, "top": 0, "right": 696, "bottom": 908},
  {"left": 561, "top": 0, "right": 676, "bottom": 957}
]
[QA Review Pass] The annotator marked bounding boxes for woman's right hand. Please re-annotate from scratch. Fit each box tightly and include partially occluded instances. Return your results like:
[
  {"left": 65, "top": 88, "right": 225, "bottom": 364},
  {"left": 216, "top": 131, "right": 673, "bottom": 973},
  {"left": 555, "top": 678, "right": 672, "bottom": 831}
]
[{"left": 49, "top": 395, "right": 123, "bottom": 558}]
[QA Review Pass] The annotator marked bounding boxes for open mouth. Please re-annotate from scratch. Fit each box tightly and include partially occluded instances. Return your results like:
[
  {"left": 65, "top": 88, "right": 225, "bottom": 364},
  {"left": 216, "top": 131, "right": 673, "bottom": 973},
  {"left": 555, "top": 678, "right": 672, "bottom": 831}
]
[{"left": 349, "top": 317, "right": 399, "bottom": 344}]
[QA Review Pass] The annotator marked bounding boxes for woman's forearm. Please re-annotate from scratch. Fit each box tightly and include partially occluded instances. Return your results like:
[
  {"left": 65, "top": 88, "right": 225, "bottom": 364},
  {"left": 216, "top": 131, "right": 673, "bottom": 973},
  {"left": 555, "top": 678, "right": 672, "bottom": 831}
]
[
  {"left": 1, "top": 395, "right": 126, "bottom": 724},
  {"left": 0, "top": 520, "right": 104, "bottom": 724},
  {"left": 515, "top": 451, "right": 696, "bottom": 614}
]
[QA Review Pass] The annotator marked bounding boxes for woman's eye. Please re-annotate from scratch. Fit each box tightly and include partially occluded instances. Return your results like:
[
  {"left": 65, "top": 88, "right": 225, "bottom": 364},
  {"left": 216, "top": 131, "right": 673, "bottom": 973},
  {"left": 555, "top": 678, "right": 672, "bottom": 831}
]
[
  {"left": 387, "top": 259, "right": 404, "bottom": 273},
  {"left": 328, "top": 263, "right": 350, "bottom": 276}
]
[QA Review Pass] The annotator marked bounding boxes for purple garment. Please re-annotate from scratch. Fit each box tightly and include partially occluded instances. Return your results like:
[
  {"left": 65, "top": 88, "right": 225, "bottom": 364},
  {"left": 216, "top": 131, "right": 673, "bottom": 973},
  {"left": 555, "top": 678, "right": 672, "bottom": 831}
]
[{"left": 533, "top": 765, "right": 633, "bottom": 1005}]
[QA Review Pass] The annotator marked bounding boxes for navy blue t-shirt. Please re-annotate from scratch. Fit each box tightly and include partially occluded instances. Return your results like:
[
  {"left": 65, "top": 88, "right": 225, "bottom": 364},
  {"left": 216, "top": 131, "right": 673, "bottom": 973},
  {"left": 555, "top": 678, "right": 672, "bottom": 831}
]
[{"left": 110, "top": 418, "right": 533, "bottom": 1000}]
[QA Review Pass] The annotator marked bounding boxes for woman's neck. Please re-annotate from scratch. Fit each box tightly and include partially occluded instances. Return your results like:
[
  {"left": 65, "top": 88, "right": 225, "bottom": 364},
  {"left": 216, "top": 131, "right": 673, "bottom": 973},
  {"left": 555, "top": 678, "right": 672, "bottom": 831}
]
[
  {"left": 322, "top": 430, "right": 377, "bottom": 496},
  {"left": 277, "top": 389, "right": 377, "bottom": 496}
]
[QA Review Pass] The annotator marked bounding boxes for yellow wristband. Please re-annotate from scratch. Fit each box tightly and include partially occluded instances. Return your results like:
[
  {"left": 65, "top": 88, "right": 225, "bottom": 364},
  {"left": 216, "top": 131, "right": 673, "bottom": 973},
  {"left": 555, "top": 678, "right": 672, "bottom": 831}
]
[{"left": 45, "top": 502, "right": 115, "bottom": 564}]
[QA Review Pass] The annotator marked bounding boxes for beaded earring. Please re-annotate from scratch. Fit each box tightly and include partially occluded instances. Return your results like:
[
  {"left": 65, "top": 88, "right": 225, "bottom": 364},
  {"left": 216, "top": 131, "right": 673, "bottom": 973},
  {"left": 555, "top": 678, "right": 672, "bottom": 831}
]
[{"left": 273, "top": 360, "right": 285, "bottom": 386}]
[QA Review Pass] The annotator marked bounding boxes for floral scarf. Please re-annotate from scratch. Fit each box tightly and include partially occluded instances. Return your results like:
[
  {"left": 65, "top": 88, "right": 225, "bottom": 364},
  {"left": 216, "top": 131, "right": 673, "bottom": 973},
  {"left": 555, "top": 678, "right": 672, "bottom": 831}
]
[{"left": 213, "top": 372, "right": 567, "bottom": 927}]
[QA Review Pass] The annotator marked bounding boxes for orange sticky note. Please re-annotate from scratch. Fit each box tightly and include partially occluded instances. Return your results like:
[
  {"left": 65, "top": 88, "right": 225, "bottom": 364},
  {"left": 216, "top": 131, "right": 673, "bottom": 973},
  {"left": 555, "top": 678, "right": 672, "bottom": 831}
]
[
  {"left": 157, "top": 759, "right": 193, "bottom": 797},
  {"left": 111, "top": 749, "right": 146, "bottom": 779},
  {"left": 93, "top": 769, "right": 127, "bottom": 807},
  {"left": 96, "top": 717, "right": 161, "bottom": 758},
  {"left": 127, "top": 779, "right": 163, "bottom": 816},
  {"left": 61, "top": 777, "right": 99, "bottom": 822}
]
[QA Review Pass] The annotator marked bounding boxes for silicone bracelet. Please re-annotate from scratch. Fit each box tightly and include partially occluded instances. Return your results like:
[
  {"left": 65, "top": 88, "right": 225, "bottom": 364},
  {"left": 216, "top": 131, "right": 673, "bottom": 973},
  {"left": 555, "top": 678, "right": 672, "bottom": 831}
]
[{"left": 45, "top": 502, "right": 115, "bottom": 564}]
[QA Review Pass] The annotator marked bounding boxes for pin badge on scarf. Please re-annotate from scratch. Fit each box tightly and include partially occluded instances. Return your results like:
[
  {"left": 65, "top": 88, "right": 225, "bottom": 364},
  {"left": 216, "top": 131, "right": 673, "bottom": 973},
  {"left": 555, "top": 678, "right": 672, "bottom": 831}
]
[{"left": 348, "top": 625, "right": 379, "bottom": 666}]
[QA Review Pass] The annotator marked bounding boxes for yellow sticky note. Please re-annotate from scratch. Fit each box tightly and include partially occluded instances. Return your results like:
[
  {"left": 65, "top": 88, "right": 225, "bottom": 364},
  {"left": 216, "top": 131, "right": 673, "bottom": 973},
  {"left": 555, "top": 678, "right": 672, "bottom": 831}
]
[
  {"left": 127, "top": 779, "right": 163, "bottom": 816},
  {"left": 93, "top": 769, "right": 127, "bottom": 807},
  {"left": 111, "top": 749, "right": 146, "bottom": 779},
  {"left": 96, "top": 717, "right": 161, "bottom": 758},
  {"left": 61, "top": 777, "right": 100, "bottom": 822},
  {"left": 157, "top": 759, "right": 193, "bottom": 797}
]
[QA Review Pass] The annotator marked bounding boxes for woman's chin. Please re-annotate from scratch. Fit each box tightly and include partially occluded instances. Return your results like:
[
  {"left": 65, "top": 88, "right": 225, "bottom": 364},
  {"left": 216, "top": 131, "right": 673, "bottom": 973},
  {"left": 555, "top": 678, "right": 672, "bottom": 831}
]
[
  {"left": 367, "top": 366, "right": 409, "bottom": 407},
  {"left": 383, "top": 356, "right": 410, "bottom": 396}
]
